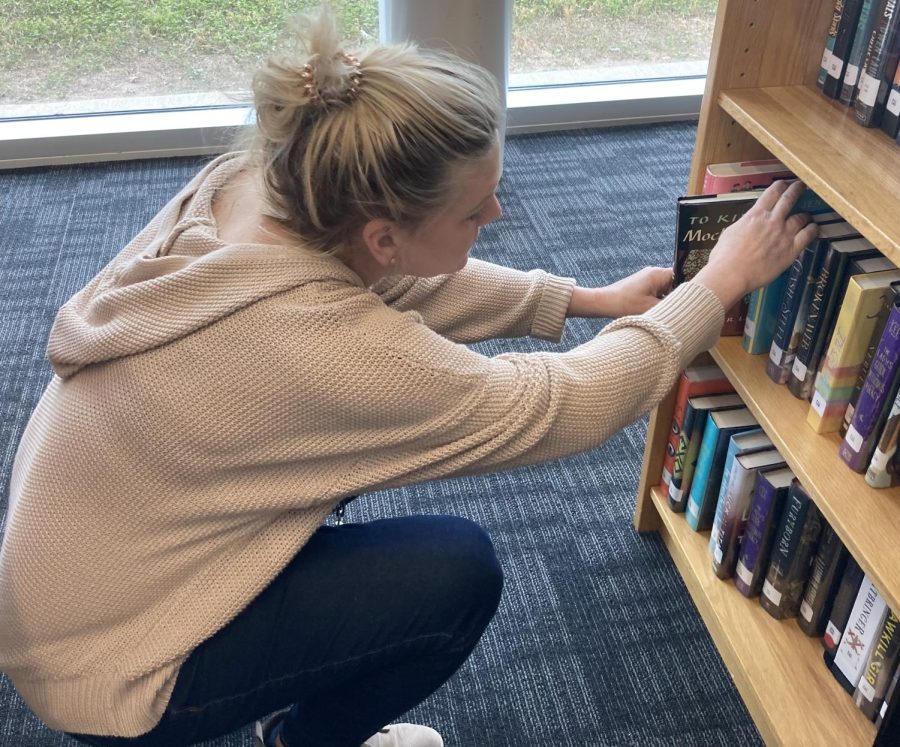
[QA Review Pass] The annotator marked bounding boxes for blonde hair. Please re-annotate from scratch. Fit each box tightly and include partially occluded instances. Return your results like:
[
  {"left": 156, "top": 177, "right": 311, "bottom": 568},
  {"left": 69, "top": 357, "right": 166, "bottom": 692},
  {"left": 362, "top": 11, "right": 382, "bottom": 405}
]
[{"left": 247, "top": 11, "right": 502, "bottom": 258}]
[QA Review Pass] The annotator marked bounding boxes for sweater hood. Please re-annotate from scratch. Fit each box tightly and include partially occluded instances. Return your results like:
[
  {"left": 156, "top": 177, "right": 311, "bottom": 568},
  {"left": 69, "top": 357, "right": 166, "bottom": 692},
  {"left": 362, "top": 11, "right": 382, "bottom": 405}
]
[{"left": 47, "top": 153, "right": 362, "bottom": 378}]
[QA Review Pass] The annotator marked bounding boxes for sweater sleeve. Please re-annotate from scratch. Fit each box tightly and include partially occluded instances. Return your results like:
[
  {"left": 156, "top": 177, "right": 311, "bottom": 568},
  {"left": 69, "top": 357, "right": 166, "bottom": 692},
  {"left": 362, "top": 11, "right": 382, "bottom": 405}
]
[
  {"left": 369, "top": 258, "right": 575, "bottom": 343},
  {"left": 268, "top": 280, "right": 724, "bottom": 495}
]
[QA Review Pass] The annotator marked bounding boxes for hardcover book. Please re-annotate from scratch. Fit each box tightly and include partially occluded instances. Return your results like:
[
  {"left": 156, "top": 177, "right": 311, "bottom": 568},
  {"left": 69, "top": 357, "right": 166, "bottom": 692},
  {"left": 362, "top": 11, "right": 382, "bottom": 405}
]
[
  {"left": 797, "top": 521, "right": 849, "bottom": 636},
  {"left": 855, "top": 610, "right": 900, "bottom": 721},
  {"left": 710, "top": 448, "right": 786, "bottom": 580},
  {"left": 841, "top": 0, "right": 882, "bottom": 104},
  {"left": 788, "top": 234, "right": 875, "bottom": 401},
  {"left": 854, "top": 0, "right": 900, "bottom": 126},
  {"left": 666, "top": 392, "right": 744, "bottom": 512},
  {"left": 829, "top": 576, "right": 888, "bottom": 694},
  {"left": 684, "top": 417, "right": 766, "bottom": 532},
  {"left": 674, "top": 192, "right": 759, "bottom": 335},
  {"left": 825, "top": 556, "right": 866, "bottom": 656},
  {"left": 743, "top": 269, "right": 790, "bottom": 355},
  {"left": 822, "top": 0, "right": 867, "bottom": 98},
  {"left": 875, "top": 662, "right": 900, "bottom": 742},
  {"left": 881, "top": 57, "right": 900, "bottom": 136},
  {"left": 734, "top": 465, "right": 795, "bottom": 598},
  {"left": 700, "top": 159, "right": 793, "bottom": 194},
  {"left": 659, "top": 364, "right": 734, "bottom": 490},
  {"left": 767, "top": 236, "right": 830, "bottom": 384},
  {"left": 760, "top": 479, "right": 823, "bottom": 620},
  {"left": 865, "top": 387, "right": 900, "bottom": 487},
  {"left": 808, "top": 269, "right": 900, "bottom": 433},
  {"left": 839, "top": 296, "right": 900, "bottom": 472}
]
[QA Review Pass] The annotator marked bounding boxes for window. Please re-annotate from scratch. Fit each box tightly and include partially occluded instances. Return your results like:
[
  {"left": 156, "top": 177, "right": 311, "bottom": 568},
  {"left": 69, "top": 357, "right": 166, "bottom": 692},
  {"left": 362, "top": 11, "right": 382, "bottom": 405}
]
[{"left": 510, "top": 0, "right": 716, "bottom": 88}]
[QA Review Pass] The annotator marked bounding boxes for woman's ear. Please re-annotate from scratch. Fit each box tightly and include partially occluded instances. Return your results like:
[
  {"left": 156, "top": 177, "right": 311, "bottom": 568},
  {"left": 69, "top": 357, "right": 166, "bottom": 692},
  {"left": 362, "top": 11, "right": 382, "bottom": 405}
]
[{"left": 360, "top": 218, "right": 400, "bottom": 269}]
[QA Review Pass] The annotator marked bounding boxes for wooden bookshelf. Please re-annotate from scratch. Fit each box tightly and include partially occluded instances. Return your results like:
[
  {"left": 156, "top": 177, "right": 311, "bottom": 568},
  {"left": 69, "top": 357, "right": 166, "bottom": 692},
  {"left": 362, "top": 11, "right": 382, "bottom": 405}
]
[
  {"left": 650, "top": 487, "right": 876, "bottom": 747},
  {"left": 634, "top": 1, "right": 900, "bottom": 745}
]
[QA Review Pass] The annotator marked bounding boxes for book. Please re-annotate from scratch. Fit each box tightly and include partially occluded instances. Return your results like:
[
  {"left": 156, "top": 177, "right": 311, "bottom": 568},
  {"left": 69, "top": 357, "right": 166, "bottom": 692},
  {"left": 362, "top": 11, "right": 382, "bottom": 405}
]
[
  {"left": 767, "top": 232, "right": 830, "bottom": 384},
  {"left": 808, "top": 268, "right": 900, "bottom": 433},
  {"left": 734, "top": 465, "right": 795, "bottom": 598},
  {"left": 743, "top": 269, "right": 790, "bottom": 355},
  {"left": 684, "top": 416, "right": 765, "bottom": 532},
  {"left": 840, "top": 296, "right": 900, "bottom": 472},
  {"left": 674, "top": 191, "right": 760, "bottom": 335},
  {"left": 700, "top": 159, "right": 793, "bottom": 194},
  {"left": 710, "top": 448, "right": 786, "bottom": 580},
  {"left": 855, "top": 610, "right": 900, "bottom": 721},
  {"left": 666, "top": 392, "right": 744, "bottom": 512},
  {"left": 875, "top": 662, "right": 900, "bottom": 741},
  {"left": 825, "top": 556, "right": 866, "bottom": 656},
  {"left": 829, "top": 576, "right": 888, "bottom": 694},
  {"left": 788, "top": 232, "right": 875, "bottom": 401},
  {"left": 881, "top": 57, "right": 900, "bottom": 136},
  {"left": 866, "top": 387, "right": 900, "bottom": 487},
  {"left": 854, "top": 0, "right": 900, "bottom": 127},
  {"left": 842, "top": 0, "right": 882, "bottom": 104},
  {"left": 843, "top": 273, "right": 900, "bottom": 434},
  {"left": 823, "top": 0, "right": 867, "bottom": 99},
  {"left": 760, "top": 479, "right": 823, "bottom": 620},
  {"left": 797, "top": 521, "right": 850, "bottom": 636},
  {"left": 659, "top": 364, "right": 734, "bottom": 490}
]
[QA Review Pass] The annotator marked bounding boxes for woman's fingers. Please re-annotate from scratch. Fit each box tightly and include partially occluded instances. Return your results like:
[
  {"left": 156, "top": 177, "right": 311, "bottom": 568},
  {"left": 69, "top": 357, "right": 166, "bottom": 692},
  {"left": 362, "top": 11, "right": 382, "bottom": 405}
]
[{"left": 770, "top": 179, "right": 807, "bottom": 221}]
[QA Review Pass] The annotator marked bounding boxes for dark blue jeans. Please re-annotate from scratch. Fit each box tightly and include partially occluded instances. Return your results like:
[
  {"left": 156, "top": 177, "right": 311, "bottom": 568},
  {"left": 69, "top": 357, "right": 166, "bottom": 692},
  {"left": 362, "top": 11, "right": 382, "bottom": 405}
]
[{"left": 69, "top": 515, "right": 503, "bottom": 747}]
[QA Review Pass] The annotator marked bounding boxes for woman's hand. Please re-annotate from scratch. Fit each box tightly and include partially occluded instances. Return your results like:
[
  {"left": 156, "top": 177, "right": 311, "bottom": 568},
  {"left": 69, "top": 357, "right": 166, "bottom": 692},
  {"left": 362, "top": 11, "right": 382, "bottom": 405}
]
[
  {"left": 567, "top": 266, "right": 673, "bottom": 318},
  {"left": 693, "top": 179, "right": 820, "bottom": 310}
]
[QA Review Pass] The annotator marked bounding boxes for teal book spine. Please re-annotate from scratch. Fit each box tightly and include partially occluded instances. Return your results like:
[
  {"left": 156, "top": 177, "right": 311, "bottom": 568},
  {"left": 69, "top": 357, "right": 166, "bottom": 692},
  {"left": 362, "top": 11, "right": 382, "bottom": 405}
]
[
  {"left": 743, "top": 270, "right": 790, "bottom": 354},
  {"left": 685, "top": 415, "right": 720, "bottom": 530}
]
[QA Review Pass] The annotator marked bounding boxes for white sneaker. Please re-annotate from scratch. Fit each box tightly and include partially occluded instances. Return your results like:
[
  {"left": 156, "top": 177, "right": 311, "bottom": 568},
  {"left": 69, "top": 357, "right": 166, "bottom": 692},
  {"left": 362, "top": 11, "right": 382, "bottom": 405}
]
[{"left": 362, "top": 723, "right": 444, "bottom": 747}]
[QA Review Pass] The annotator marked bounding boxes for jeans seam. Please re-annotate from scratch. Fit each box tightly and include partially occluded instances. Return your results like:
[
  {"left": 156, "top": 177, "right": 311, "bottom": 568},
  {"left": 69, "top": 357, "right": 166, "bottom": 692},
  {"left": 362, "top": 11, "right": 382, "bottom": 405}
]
[{"left": 167, "top": 629, "right": 460, "bottom": 717}]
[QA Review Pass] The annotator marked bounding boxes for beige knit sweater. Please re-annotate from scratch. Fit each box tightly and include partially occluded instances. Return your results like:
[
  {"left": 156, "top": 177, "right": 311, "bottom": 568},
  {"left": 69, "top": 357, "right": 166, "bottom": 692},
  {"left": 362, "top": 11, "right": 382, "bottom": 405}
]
[{"left": 0, "top": 153, "right": 724, "bottom": 737}]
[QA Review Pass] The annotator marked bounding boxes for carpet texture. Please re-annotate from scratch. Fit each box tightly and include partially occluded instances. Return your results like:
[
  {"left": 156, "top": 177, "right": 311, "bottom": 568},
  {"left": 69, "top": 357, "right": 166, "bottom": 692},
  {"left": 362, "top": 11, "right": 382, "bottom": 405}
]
[{"left": 0, "top": 122, "right": 763, "bottom": 746}]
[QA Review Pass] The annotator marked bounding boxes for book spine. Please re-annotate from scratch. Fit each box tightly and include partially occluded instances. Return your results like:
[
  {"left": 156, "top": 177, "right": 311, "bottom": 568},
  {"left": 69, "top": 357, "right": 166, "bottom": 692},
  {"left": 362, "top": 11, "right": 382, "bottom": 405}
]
[
  {"left": 685, "top": 417, "right": 720, "bottom": 530},
  {"left": 744, "top": 270, "right": 790, "bottom": 355},
  {"left": 880, "top": 60, "right": 900, "bottom": 136},
  {"left": 840, "top": 302, "right": 900, "bottom": 471},
  {"left": 734, "top": 472, "right": 790, "bottom": 597},
  {"left": 768, "top": 246, "right": 816, "bottom": 383},
  {"left": 854, "top": 0, "right": 900, "bottom": 126},
  {"left": 855, "top": 610, "right": 900, "bottom": 720},
  {"left": 842, "top": 288, "right": 896, "bottom": 434},
  {"left": 790, "top": 247, "right": 840, "bottom": 398},
  {"left": 829, "top": 577, "right": 888, "bottom": 694},
  {"left": 842, "top": 0, "right": 880, "bottom": 104},
  {"left": 825, "top": 556, "right": 866, "bottom": 656},
  {"left": 667, "top": 400, "right": 700, "bottom": 509},
  {"left": 824, "top": 0, "right": 867, "bottom": 98},
  {"left": 687, "top": 425, "right": 756, "bottom": 532},
  {"left": 797, "top": 522, "right": 849, "bottom": 636},
  {"left": 875, "top": 663, "right": 900, "bottom": 740},
  {"left": 821, "top": 0, "right": 852, "bottom": 88},
  {"left": 760, "top": 483, "right": 823, "bottom": 620},
  {"left": 711, "top": 457, "right": 775, "bottom": 580},
  {"left": 866, "top": 387, "right": 900, "bottom": 487}
]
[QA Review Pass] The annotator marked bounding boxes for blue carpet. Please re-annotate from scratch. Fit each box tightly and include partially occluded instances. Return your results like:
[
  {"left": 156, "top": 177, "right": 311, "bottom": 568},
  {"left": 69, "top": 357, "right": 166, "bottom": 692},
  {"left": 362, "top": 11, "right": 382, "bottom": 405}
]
[{"left": 0, "top": 123, "right": 763, "bottom": 746}]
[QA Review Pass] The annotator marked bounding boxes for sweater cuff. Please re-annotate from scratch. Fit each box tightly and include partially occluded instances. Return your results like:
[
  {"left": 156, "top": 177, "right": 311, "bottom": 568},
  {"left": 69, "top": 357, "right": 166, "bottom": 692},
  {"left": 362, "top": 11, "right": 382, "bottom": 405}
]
[
  {"left": 643, "top": 281, "right": 725, "bottom": 370},
  {"left": 531, "top": 273, "right": 576, "bottom": 342}
]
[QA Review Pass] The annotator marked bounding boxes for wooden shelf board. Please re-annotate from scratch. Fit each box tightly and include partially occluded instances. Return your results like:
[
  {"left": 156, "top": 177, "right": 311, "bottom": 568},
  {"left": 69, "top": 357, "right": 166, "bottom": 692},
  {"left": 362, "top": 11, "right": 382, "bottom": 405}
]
[
  {"left": 650, "top": 486, "right": 876, "bottom": 747},
  {"left": 711, "top": 337, "right": 900, "bottom": 615},
  {"left": 719, "top": 86, "right": 900, "bottom": 261}
]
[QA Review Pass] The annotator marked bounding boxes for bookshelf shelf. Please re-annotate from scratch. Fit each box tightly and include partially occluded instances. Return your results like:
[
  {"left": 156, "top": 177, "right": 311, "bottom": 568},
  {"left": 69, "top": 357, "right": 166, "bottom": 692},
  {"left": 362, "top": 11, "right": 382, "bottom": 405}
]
[
  {"left": 711, "top": 338, "right": 900, "bottom": 616},
  {"left": 649, "top": 486, "right": 876, "bottom": 747},
  {"left": 634, "top": 1, "right": 900, "bottom": 744},
  {"left": 719, "top": 86, "right": 900, "bottom": 262}
]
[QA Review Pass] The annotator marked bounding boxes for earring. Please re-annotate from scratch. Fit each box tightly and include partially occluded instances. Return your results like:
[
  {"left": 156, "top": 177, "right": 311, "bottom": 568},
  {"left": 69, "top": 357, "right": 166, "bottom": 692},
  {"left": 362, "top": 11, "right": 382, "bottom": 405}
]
[{"left": 389, "top": 256, "right": 397, "bottom": 265}]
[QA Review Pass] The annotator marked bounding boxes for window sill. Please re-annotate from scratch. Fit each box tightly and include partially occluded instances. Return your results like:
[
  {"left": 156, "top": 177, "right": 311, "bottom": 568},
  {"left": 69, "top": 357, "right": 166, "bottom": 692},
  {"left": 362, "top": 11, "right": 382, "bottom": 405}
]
[{"left": 0, "top": 77, "right": 704, "bottom": 169}]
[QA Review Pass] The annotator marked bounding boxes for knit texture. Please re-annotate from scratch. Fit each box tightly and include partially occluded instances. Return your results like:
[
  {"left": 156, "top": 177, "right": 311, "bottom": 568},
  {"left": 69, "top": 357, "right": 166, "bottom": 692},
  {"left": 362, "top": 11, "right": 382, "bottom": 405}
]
[{"left": 0, "top": 152, "right": 724, "bottom": 737}]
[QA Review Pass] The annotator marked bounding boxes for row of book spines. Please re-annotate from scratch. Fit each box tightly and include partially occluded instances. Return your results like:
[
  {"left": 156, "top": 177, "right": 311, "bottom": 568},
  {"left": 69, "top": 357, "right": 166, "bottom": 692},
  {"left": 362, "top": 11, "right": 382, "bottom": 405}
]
[
  {"left": 821, "top": 558, "right": 900, "bottom": 735},
  {"left": 816, "top": 0, "right": 900, "bottom": 143},
  {"left": 741, "top": 203, "right": 900, "bottom": 486}
]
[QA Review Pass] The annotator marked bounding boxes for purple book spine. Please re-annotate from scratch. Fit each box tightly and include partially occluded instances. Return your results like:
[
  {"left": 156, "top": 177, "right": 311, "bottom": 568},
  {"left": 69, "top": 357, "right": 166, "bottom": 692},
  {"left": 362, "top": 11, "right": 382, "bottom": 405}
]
[
  {"left": 734, "top": 471, "right": 781, "bottom": 597},
  {"left": 840, "top": 301, "right": 900, "bottom": 471}
]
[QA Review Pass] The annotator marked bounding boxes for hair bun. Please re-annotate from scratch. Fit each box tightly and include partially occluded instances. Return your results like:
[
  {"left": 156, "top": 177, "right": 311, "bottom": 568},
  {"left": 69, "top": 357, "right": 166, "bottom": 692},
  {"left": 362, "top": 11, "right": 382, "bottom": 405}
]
[{"left": 301, "top": 52, "right": 362, "bottom": 108}]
